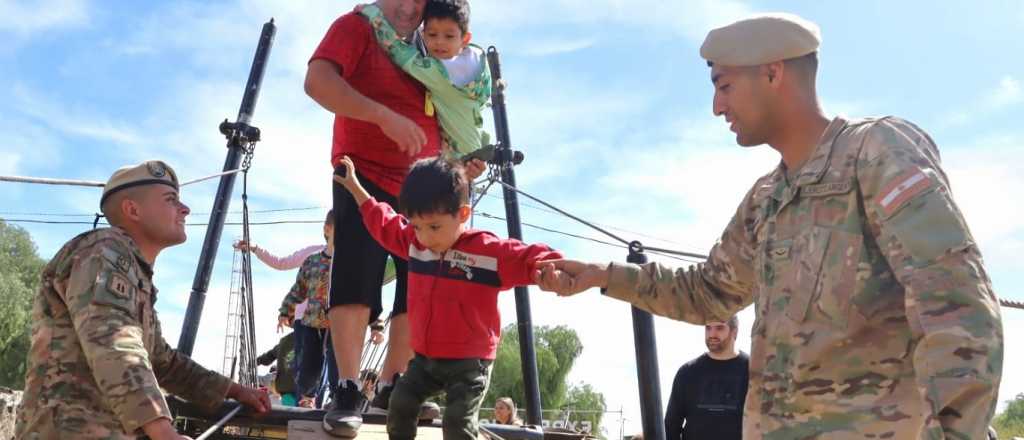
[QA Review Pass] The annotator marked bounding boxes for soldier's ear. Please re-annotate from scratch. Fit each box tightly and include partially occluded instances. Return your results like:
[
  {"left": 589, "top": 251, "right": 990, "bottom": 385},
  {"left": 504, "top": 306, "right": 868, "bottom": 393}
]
[{"left": 121, "top": 198, "right": 142, "bottom": 222}]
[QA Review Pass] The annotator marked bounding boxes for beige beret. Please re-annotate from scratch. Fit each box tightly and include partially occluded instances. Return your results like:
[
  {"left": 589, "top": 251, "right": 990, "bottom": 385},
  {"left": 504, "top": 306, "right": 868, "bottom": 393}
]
[
  {"left": 700, "top": 13, "right": 821, "bottom": 67},
  {"left": 100, "top": 160, "right": 179, "bottom": 207}
]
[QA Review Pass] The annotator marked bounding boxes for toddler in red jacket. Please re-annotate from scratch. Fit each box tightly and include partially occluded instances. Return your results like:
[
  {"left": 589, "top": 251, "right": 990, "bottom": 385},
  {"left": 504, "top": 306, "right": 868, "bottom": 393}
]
[{"left": 334, "top": 155, "right": 560, "bottom": 440}]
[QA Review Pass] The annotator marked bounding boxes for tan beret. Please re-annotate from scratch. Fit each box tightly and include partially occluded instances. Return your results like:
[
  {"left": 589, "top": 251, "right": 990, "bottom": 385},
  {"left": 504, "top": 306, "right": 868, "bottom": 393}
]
[
  {"left": 100, "top": 160, "right": 179, "bottom": 207},
  {"left": 700, "top": 12, "right": 821, "bottom": 67}
]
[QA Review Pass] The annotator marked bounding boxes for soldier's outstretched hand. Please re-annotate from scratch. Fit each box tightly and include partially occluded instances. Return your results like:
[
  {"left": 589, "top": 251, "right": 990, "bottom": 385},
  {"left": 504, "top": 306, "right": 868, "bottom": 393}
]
[{"left": 533, "top": 259, "right": 609, "bottom": 296}]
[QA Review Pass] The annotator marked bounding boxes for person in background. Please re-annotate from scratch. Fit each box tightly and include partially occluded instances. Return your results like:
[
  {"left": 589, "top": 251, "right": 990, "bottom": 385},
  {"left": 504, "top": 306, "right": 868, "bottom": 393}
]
[{"left": 494, "top": 397, "right": 523, "bottom": 426}]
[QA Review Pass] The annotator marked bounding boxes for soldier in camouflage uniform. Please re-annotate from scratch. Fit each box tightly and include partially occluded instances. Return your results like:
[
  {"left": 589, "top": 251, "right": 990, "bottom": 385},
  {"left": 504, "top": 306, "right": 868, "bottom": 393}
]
[
  {"left": 16, "top": 161, "right": 270, "bottom": 440},
  {"left": 535, "top": 13, "right": 1003, "bottom": 440}
]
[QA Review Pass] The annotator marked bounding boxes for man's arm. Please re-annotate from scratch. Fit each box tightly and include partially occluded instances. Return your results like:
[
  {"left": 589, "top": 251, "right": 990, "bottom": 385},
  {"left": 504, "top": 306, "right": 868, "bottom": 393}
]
[
  {"left": 305, "top": 59, "right": 426, "bottom": 155},
  {"left": 857, "top": 118, "right": 1002, "bottom": 438},
  {"left": 151, "top": 324, "right": 270, "bottom": 415},
  {"left": 64, "top": 243, "right": 177, "bottom": 435},
  {"left": 537, "top": 182, "right": 762, "bottom": 325}
]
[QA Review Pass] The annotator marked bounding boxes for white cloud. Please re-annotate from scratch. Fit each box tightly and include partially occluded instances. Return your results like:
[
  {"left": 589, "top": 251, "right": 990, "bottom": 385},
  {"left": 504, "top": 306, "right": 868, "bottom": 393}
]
[
  {"left": 0, "top": 152, "right": 20, "bottom": 176},
  {"left": 988, "top": 76, "right": 1022, "bottom": 109},
  {"left": 472, "top": 0, "right": 752, "bottom": 43},
  {"left": 11, "top": 84, "right": 144, "bottom": 146},
  {"left": 941, "top": 75, "right": 1023, "bottom": 127},
  {"left": 519, "top": 37, "right": 597, "bottom": 57},
  {"left": 0, "top": 0, "right": 89, "bottom": 35}
]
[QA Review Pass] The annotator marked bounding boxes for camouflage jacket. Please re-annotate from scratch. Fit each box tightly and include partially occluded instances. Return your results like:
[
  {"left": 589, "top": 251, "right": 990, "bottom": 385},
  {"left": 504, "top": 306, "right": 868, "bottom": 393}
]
[
  {"left": 605, "top": 117, "right": 1003, "bottom": 439},
  {"left": 16, "top": 227, "right": 233, "bottom": 439}
]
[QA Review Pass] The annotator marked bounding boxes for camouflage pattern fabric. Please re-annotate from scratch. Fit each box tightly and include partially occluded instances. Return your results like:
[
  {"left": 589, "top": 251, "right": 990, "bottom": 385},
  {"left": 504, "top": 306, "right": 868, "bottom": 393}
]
[
  {"left": 359, "top": 4, "right": 492, "bottom": 157},
  {"left": 278, "top": 252, "right": 398, "bottom": 329},
  {"left": 15, "top": 227, "right": 233, "bottom": 439},
  {"left": 279, "top": 251, "right": 333, "bottom": 329},
  {"left": 604, "top": 117, "right": 1003, "bottom": 439}
]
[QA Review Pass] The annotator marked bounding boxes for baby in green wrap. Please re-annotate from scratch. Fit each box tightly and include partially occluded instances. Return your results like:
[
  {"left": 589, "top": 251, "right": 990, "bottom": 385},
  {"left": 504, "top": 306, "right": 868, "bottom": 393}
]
[{"left": 359, "top": 0, "right": 492, "bottom": 159}]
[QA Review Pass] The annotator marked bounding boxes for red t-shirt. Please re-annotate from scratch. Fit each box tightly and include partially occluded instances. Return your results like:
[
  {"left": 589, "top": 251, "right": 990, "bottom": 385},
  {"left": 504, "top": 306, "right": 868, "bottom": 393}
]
[{"left": 310, "top": 12, "right": 441, "bottom": 196}]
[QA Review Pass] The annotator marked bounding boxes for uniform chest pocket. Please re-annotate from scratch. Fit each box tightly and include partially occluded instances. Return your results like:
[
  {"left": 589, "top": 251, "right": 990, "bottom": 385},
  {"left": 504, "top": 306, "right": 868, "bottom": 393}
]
[{"left": 785, "top": 226, "right": 863, "bottom": 328}]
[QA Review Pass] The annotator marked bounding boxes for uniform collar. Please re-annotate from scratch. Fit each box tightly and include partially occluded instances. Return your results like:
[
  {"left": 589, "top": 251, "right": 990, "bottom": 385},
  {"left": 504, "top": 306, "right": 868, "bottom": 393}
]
[
  {"left": 764, "top": 116, "right": 848, "bottom": 204},
  {"left": 770, "top": 116, "right": 847, "bottom": 195},
  {"left": 109, "top": 226, "right": 154, "bottom": 276},
  {"left": 789, "top": 116, "right": 849, "bottom": 187}
]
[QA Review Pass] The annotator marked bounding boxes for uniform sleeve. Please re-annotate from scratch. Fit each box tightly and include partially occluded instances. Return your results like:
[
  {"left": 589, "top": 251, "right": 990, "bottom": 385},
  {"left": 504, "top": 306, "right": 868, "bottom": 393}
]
[
  {"left": 149, "top": 318, "right": 233, "bottom": 413},
  {"left": 602, "top": 185, "right": 760, "bottom": 325},
  {"left": 63, "top": 243, "right": 171, "bottom": 434},
  {"left": 856, "top": 117, "right": 1002, "bottom": 438},
  {"left": 359, "top": 197, "right": 415, "bottom": 259},
  {"left": 664, "top": 366, "right": 689, "bottom": 440},
  {"left": 310, "top": 12, "right": 370, "bottom": 78},
  {"left": 279, "top": 258, "right": 313, "bottom": 317}
]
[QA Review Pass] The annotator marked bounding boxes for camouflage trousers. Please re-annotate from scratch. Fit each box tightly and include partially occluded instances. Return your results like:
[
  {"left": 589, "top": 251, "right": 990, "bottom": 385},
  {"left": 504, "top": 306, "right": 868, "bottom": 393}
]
[{"left": 387, "top": 355, "right": 493, "bottom": 440}]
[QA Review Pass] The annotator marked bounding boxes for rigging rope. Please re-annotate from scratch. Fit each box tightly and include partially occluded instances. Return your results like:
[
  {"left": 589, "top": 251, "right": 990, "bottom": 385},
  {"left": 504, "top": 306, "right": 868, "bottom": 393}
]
[
  {"left": 473, "top": 168, "right": 710, "bottom": 260},
  {"left": 235, "top": 143, "right": 260, "bottom": 388},
  {"left": 0, "top": 168, "right": 246, "bottom": 189}
]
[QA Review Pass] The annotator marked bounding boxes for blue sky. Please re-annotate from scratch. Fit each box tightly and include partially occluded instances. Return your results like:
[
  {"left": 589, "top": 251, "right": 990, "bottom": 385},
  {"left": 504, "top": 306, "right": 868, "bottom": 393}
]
[{"left": 2, "top": 0, "right": 1022, "bottom": 436}]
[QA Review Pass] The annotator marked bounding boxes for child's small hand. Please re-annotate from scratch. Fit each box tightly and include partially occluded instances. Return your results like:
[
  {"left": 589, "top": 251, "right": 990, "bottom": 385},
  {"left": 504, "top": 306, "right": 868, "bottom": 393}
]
[
  {"left": 277, "top": 316, "right": 291, "bottom": 333},
  {"left": 333, "top": 156, "right": 360, "bottom": 189}
]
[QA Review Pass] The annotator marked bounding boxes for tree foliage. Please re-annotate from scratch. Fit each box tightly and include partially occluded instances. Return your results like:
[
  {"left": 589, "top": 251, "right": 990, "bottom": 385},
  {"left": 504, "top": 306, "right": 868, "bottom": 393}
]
[
  {"left": 483, "top": 324, "right": 606, "bottom": 433},
  {"left": 994, "top": 393, "right": 1024, "bottom": 439},
  {"left": 0, "top": 221, "right": 45, "bottom": 389}
]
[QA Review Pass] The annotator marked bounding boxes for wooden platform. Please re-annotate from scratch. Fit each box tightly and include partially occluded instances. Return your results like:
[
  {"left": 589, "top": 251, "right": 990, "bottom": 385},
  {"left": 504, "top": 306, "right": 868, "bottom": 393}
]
[
  {"left": 288, "top": 420, "right": 447, "bottom": 440},
  {"left": 171, "top": 398, "right": 545, "bottom": 440}
]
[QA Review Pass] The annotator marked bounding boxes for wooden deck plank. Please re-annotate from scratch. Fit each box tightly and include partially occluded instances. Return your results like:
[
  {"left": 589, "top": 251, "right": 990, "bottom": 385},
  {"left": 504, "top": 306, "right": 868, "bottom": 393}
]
[{"left": 287, "top": 420, "right": 447, "bottom": 440}]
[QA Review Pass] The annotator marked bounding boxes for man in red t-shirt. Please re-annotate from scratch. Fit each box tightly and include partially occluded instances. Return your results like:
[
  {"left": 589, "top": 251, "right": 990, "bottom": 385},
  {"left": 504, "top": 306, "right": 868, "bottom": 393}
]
[{"left": 305, "top": 0, "right": 484, "bottom": 437}]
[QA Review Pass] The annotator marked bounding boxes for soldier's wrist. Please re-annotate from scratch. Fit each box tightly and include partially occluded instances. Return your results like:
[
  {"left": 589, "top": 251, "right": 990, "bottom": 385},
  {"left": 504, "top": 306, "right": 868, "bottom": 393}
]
[{"left": 141, "top": 417, "right": 177, "bottom": 440}]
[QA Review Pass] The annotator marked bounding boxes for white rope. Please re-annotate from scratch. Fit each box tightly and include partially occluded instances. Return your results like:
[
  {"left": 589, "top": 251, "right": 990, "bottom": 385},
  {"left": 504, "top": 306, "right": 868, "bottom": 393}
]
[
  {"left": 180, "top": 168, "right": 245, "bottom": 187},
  {"left": 0, "top": 175, "right": 104, "bottom": 187},
  {"left": 1, "top": 168, "right": 246, "bottom": 189}
]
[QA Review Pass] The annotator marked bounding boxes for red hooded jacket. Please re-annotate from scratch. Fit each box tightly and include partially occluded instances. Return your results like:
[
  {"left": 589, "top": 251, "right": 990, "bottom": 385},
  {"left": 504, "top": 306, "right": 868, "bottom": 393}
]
[{"left": 360, "top": 198, "right": 562, "bottom": 359}]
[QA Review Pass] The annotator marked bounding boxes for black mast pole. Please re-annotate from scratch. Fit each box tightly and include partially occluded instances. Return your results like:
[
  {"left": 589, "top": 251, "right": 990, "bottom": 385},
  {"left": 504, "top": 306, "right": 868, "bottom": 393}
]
[
  {"left": 628, "top": 241, "right": 666, "bottom": 440},
  {"left": 178, "top": 19, "right": 276, "bottom": 356},
  {"left": 486, "top": 46, "right": 543, "bottom": 426}
]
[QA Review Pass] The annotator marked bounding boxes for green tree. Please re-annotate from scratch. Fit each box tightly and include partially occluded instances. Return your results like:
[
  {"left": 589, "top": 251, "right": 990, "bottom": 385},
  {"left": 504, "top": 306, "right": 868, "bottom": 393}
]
[
  {"left": 483, "top": 324, "right": 606, "bottom": 434},
  {"left": 562, "top": 382, "right": 607, "bottom": 435},
  {"left": 0, "top": 221, "right": 45, "bottom": 389},
  {"left": 993, "top": 393, "right": 1024, "bottom": 439}
]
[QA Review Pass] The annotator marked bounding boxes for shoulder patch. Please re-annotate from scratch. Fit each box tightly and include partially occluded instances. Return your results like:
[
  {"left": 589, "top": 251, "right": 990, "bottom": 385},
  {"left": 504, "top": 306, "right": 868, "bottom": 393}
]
[
  {"left": 878, "top": 168, "right": 933, "bottom": 217},
  {"left": 99, "top": 245, "right": 133, "bottom": 274},
  {"left": 106, "top": 271, "right": 133, "bottom": 300}
]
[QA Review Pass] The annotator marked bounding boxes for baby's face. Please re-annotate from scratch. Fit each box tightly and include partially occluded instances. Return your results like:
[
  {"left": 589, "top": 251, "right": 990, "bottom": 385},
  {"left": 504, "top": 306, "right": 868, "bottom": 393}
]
[{"left": 423, "top": 17, "right": 469, "bottom": 59}]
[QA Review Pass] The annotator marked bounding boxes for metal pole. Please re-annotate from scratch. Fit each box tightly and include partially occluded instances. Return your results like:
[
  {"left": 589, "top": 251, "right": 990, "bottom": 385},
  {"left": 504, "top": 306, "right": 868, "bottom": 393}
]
[
  {"left": 486, "top": 46, "right": 543, "bottom": 426},
  {"left": 627, "top": 241, "right": 665, "bottom": 440},
  {"left": 178, "top": 19, "right": 276, "bottom": 355},
  {"left": 195, "top": 405, "right": 243, "bottom": 440}
]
